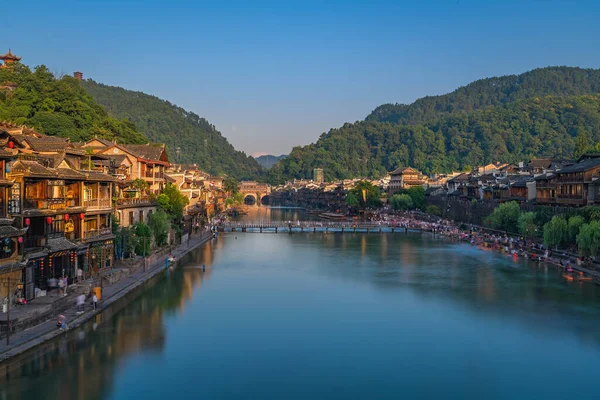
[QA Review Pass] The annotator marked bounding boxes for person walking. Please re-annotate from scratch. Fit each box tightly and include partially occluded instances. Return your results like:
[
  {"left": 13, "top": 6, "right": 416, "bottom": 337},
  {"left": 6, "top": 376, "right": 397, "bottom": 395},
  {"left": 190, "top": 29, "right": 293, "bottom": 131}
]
[
  {"left": 92, "top": 292, "right": 98, "bottom": 311},
  {"left": 77, "top": 294, "right": 85, "bottom": 313}
]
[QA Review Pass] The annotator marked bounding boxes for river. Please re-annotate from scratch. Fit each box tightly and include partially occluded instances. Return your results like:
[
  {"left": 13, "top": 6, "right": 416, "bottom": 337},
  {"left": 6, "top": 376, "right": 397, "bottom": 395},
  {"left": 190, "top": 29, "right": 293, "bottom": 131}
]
[{"left": 3, "top": 207, "right": 600, "bottom": 399}]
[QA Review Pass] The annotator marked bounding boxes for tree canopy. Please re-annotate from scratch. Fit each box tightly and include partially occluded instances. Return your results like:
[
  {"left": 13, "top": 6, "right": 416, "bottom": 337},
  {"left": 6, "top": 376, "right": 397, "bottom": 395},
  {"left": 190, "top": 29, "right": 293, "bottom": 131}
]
[
  {"left": 270, "top": 67, "right": 600, "bottom": 182},
  {"left": 82, "top": 80, "right": 264, "bottom": 180},
  {"left": 0, "top": 63, "right": 146, "bottom": 143}
]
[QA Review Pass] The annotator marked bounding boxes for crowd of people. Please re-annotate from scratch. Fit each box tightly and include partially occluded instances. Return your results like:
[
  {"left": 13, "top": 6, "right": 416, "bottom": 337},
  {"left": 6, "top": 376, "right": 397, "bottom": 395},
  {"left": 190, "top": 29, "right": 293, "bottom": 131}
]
[{"left": 389, "top": 211, "right": 597, "bottom": 276}]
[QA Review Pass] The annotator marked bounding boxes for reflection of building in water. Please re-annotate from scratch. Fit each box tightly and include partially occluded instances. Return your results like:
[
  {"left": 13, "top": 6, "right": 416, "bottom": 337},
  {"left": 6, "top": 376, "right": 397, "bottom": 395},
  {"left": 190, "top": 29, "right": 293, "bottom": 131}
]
[{"left": 0, "top": 265, "right": 198, "bottom": 400}]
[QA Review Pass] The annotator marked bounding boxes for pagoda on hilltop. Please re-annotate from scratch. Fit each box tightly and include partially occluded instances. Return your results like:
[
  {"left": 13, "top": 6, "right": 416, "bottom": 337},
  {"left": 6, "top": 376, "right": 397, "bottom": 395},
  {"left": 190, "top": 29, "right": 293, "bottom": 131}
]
[{"left": 0, "top": 49, "right": 21, "bottom": 68}]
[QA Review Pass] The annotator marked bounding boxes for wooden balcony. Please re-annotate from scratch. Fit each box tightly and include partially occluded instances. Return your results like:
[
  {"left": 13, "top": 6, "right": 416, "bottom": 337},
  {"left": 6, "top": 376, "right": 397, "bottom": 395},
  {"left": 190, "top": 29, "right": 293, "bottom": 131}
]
[
  {"left": 116, "top": 196, "right": 156, "bottom": 207},
  {"left": 145, "top": 171, "right": 164, "bottom": 179},
  {"left": 24, "top": 198, "right": 80, "bottom": 209},
  {"left": 84, "top": 198, "right": 112, "bottom": 209},
  {"left": 83, "top": 228, "right": 112, "bottom": 240}
]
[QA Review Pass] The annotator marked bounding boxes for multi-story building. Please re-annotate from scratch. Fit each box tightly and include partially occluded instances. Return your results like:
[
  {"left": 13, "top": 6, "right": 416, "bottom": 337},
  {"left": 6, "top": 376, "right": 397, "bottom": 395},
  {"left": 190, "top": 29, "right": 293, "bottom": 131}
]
[
  {"left": 0, "top": 125, "right": 117, "bottom": 300},
  {"left": 388, "top": 167, "right": 426, "bottom": 195}
]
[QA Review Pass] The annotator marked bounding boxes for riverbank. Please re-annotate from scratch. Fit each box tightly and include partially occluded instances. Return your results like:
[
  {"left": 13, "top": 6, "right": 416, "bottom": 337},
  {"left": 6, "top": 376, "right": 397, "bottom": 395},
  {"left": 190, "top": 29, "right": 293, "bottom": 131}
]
[{"left": 0, "top": 231, "right": 214, "bottom": 364}]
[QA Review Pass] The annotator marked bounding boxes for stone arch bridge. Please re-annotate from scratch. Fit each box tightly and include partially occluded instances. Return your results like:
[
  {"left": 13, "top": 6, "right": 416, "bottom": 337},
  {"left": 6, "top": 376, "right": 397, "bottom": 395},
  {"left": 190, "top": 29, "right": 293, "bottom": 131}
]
[{"left": 239, "top": 181, "right": 271, "bottom": 205}]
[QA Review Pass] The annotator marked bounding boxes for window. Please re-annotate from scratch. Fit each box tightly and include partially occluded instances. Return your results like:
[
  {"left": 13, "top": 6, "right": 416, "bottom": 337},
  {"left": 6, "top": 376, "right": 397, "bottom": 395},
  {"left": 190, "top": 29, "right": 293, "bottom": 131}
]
[
  {"left": 129, "top": 211, "right": 134, "bottom": 226},
  {"left": 47, "top": 180, "right": 66, "bottom": 199},
  {"left": 139, "top": 210, "right": 144, "bottom": 223}
]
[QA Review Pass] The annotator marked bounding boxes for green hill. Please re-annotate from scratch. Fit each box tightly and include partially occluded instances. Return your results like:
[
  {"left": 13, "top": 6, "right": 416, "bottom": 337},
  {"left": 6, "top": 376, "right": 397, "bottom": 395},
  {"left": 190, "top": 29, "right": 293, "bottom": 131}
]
[
  {"left": 0, "top": 63, "right": 145, "bottom": 143},
  {"left": 367, "top": 66, "right": 600, "bottom": 125},
  {"left": 270, "top": 67, "right": 600, "bottom": 183},
  {"left": 81, "top": 80, "right": 263, "bottom": 180}
]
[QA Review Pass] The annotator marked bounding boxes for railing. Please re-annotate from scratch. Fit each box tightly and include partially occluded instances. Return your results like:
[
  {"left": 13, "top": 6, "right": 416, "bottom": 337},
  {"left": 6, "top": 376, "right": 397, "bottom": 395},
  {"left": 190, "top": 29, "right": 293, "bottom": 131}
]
[
  {"left": 24, "top": 198, "right": 79, "bottom": 209},
  {"left": 145, "top": 171, "right": 164, "bottom": 179},
  {"left": 116, "top": 197, "right": 156, "bottom": 207},
  {"left": 556, "top": 194, "right": 584, "bottom": 199},
  {"left": 84, "top": 198, "right": 112, "bottom": 209},
  {"left": 84, "top": 228, "right": 112, "bottom": 240}
]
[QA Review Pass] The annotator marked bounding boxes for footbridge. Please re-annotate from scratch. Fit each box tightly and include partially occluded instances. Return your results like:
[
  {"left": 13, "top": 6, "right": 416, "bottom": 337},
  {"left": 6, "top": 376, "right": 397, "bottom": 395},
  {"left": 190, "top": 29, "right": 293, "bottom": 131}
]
[{"left": 215, "top": 221, "right": 432, "bottom": 234}]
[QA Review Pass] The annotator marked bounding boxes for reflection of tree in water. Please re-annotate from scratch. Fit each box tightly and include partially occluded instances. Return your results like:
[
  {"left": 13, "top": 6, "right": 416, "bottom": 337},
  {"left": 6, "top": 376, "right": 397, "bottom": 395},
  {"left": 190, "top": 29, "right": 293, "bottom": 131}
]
[
  {"left": 0, "top": 254, "right": 212, "bottom": 400},
  {"left": 315, "top": 233, "right": 600, "bottom": 347}
]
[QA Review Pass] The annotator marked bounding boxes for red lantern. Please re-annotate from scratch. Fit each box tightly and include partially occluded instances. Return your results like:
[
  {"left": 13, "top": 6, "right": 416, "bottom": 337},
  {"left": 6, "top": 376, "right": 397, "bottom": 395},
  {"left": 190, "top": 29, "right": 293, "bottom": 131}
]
[
  {"left": 64, "top": 214, "right": 70, "bottom": 221},
  {"left": 24, "top": 218, "right": 30, "bottom": 226},
  {"left": 7, "top": 141, "right": 14, "bottom": 149},
  {"left": 18, "top": 236, "right": 23, "bottom": 243},
  {"left": 46, "top": 217, "right": 53, "bottom": 225},
  {"left": 80, "top": 213, "right": 85, "bottom": 220}
]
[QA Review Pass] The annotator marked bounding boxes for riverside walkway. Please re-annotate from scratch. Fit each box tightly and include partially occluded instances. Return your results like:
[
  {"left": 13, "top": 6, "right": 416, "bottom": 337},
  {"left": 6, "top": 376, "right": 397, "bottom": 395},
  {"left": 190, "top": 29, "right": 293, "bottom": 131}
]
[
  {"left": 0, "top": 231, "right": 213, "bottom": 364},
  {"left": 216, "top": 221, "right": 431, "bottom": 233}
]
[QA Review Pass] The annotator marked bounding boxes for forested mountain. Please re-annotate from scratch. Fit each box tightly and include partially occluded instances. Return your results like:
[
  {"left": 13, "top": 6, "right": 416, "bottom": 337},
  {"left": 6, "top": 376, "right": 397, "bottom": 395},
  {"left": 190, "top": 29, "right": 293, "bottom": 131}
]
[
  {"left": 82, "top": 80, "right": 263, "bottom": 179},
  {"left": 367, "top": 67, "right": 600, "bottom": 125},
  {"left": 0, "top": 63, "right": 145, "bottom": 143},
  {"left": 255, "top": 154, "right": 287, "bottom": 169},
  {"left": 270, "top": 92, "right": 600, "bottom": 182}
]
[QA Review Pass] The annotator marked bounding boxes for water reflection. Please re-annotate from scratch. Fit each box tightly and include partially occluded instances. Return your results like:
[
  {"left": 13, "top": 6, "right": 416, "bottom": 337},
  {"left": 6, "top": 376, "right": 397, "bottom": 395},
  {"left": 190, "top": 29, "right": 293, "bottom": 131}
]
[
  {"left": 230, "top": 205, "right": 317, "bottom": 222},
  {"left": 0, "top": 241, "right": 217, "bottom": 400}
]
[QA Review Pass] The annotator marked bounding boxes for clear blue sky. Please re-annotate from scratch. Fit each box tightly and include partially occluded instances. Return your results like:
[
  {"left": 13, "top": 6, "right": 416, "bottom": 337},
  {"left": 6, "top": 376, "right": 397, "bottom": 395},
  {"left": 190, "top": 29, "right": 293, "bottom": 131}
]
[{"left": 4, "top": 0, "right": 600, "bottom": 156}]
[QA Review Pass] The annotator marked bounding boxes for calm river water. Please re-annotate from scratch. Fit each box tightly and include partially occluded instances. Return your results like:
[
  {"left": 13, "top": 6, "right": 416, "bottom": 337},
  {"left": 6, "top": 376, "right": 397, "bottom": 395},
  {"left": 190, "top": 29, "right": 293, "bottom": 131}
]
[{"left": 3, "top": 207, "right": 600, "bottom": 399}]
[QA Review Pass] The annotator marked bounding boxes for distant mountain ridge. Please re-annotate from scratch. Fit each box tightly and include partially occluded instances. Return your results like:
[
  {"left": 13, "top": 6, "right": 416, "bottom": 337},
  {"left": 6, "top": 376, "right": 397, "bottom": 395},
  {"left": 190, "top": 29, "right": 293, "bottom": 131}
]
[
  {"left": 367, "top": 66, "right": 600, "bottom": 125},
  {"left": 254, "top": 154, "right": 287, "bottom": 169},
  {"left": 270, "top": 66, "right": 600, "bottom": 183},
  {"left": 81, "top": 80, "right": 263, "bottom": 180}
]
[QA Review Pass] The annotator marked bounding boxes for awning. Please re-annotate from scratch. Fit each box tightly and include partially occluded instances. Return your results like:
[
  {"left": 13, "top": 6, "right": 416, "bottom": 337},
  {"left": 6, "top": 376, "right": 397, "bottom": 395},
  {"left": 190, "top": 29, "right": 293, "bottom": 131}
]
[{"left": 47, "top": 237, "right": 78, "bottom": 256}]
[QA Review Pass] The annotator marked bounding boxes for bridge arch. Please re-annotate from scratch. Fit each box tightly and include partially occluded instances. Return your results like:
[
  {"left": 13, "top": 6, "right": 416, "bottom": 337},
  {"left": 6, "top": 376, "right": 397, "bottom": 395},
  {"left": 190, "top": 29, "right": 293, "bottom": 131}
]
[{"left": 244, "top": 194, "right": 257, "bottom": 205}]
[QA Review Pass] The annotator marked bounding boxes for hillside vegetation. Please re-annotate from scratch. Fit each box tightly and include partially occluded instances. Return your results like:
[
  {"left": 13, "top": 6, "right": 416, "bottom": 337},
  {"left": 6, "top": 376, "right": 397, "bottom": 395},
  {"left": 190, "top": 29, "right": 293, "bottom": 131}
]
[
  {"left": 0, "top": 63, "right": 145, "bottom": 143},
  {"left": 271, "top": 67, "right": 600, "bottom": 182},
  {"left": 82, "top": 80, "right": 263, "bottom": 179}
]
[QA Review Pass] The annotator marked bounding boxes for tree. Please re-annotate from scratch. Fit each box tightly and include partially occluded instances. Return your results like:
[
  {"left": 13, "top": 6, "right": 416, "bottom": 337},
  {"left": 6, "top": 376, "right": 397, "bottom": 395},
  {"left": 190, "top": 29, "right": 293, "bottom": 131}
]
[
  {"left": 148, "top": 210, "right": 170, "bottom": 247},
  {"left": 426, "top": 204, "right": 441, "bottom": 216},
  {"left": 543, "top": 216, "right": 568, "bottom": 249},
  {"left": 223, "top": 178, "right": 239, "bottom": 195},
  {"left": 157, "top": 183, "right": 189, "bottom": 223},
  {"left": 346, "top": 181, "right": 381, "bottom": 209},
  {"left": 577, "top": 221, "right": 600, "bottom": 256},
  {"left": 390, "top": 194, "right": 413, "bottom": 211},
  {"left": 406, "top": 186, "right": 426, "bottom": 210},
  {"left": 134, "top": 222, "right": 152, "bottom": 255},
  {"left": 568, "top": 215, "right": 585, "bottom": 243},
  {"left": 486, "top": 201, "right": 521, "bottom": 233},
  {"left": 518, "top": 212, "right": 538, "bottom": 237},
  {"left": 131, "top": 178, "right": 149, "bottom": 195},
  {"left": 346, "top": 191, "right": 360, "bottom": 207}
]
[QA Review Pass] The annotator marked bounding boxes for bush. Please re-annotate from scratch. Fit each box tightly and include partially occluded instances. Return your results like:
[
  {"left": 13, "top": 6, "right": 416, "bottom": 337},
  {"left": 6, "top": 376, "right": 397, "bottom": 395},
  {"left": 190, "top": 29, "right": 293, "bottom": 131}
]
[
  {"left": 518, "top": 212, "right": 538, "bottom": 237},
  {"left": 390, "top": 194, "right": 413, "bottom": 211},
  {"left": 486, "top": 201, "right": 521, "bottom": 233},
  {"left": 426, "top": 204, "right": 441, "bottom": 216}
]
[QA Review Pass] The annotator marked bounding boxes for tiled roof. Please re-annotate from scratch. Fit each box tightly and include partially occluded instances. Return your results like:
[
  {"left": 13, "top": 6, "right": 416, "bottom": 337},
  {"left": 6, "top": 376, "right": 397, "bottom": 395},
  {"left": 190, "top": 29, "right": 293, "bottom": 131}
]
[
  {"left": 0, "top": 148, "right": 15, "bottom": 158},
  {"left": 556, "top": 157, "right": 600, "bottom": 174},
  {"left": 389, "top": 166, "right": 419, "bottom": 175},
  {"left": 47, "top": 237, "right": 78, "bottom": 253},
  {"left": 23, "top": 136, "right": 69, "bottom": 152},
  {"left": 84, "top": 171, "right": 119, "bottom": 182},
  {"left": 0, "top": 225, "right": 27, "bottom": 238},
  {"left": 56, "top": 168, "right": 86, "bottom": 180},
  {"left": 122, "top": 144, "right": 166, "bottom": 161},
  {"left": 10, "top": 160, "right": 56, "bottom": 177}
]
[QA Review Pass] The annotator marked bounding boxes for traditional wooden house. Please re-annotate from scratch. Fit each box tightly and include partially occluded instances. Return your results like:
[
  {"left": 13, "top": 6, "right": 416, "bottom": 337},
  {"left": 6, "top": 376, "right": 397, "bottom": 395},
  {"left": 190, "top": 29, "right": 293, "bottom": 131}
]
[{"left": 388, "top": 167, "right": 425, "bottom": 195}]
